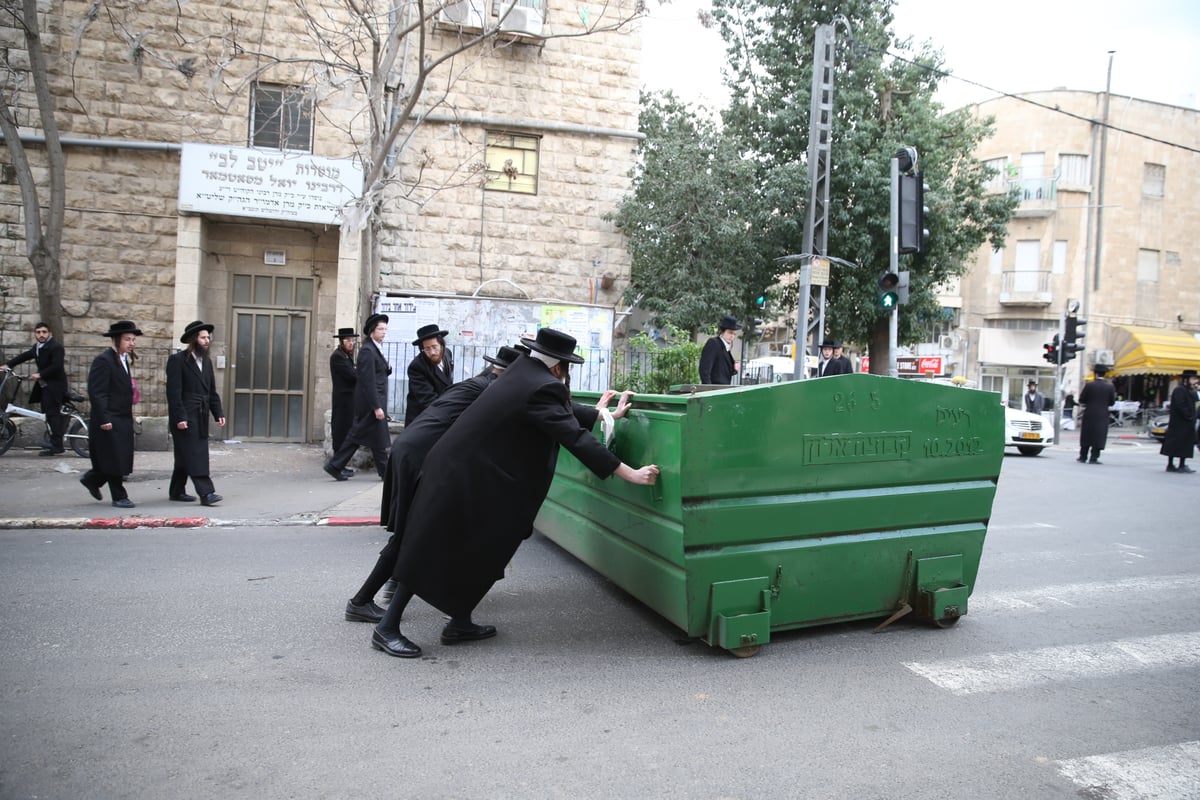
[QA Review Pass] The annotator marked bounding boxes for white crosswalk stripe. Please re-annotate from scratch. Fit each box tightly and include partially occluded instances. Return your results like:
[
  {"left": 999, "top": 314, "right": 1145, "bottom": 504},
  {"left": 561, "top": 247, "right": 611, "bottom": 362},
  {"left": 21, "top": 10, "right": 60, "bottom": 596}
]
[
  {"left": 904, "top": 631, "right": 1200, "bottom": 696},
  {"left": 971, "top": 574, "right": 1200, "bottom": 613},
  {"left": 1056, "top": 741, "right": 1200, "bottom": 800}
]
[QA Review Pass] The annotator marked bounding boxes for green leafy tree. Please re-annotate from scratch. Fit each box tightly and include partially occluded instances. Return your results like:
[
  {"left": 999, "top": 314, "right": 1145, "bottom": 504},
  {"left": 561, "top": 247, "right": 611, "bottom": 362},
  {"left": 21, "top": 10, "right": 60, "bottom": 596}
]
[
  {"left": 610, "top": 90, "right": 776, "bottom": 335},
  {"left": 612, "top": 325, "right": 702, "bottom": 394},
  {"left": 712, "top": 0, "right": 1016, "bottom": 371}
]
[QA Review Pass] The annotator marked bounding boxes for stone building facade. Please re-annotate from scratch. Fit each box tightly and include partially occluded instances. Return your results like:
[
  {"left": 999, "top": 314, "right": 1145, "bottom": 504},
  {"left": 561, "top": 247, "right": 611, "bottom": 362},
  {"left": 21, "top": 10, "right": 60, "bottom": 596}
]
[
  {"left": 940, "top": 91, "right": 1200, "bottom": 407},
  {"left": 0, "top": 0, "right": 642, "bottom": 441}
]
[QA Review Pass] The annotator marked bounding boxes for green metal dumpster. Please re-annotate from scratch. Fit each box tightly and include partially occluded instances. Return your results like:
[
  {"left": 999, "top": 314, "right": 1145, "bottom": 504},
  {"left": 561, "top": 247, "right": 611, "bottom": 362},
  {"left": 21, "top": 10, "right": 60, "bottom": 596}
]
[{"left": 535, "top": 374, "right": 1004, "bottom": 656}]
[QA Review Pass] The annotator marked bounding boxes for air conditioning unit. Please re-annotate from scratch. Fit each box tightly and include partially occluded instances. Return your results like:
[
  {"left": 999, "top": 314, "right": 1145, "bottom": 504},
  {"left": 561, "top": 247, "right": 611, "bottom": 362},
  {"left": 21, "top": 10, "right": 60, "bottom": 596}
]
[
  {"left": 498, "top": 5, "right": 544, "bottom": 36},
  {"left": 939, "top": 335, "right": 955, "bottom": 349},
  {"left": 440, "top": 0, "right": 485, "bottom": 29},
  {"left": 1093, "top": 349, "right": 1115, "bottom": 366}
]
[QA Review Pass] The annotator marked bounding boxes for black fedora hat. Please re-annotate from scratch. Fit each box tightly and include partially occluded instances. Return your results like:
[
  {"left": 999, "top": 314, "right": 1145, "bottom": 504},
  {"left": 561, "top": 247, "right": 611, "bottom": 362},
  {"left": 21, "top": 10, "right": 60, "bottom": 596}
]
[
  {"left": 483, "top": 345, "right": 523, "bottom": 369},
  {"left": 1182, "top": 369, "right": 1198, "bottom": 379},
  {"left": 180, "top": 320, "right": 214, "bottom": 343},
  {"left": 717, "top": 315, "right": 741, "bottom": 331},
  {"left": 411, "top": 323, "right": 449, "bottom": 346},
  {"left": 820, "top": 339, "right": 841, "bottom": 348},
  {"left": 520, "top": 328, "right": 584, "bottom": 365},
  {"left": 332, "top": 327, "right": 359, "bottom": 340},
  {"left": 363, "top": 313, "right": 389, "bottom": 335},
  {"left": 102, "top": 320, "right": 142, "bottom": 338},
  {"left": 1093, "top": 363, "right": 1110, "bottom": 376}
]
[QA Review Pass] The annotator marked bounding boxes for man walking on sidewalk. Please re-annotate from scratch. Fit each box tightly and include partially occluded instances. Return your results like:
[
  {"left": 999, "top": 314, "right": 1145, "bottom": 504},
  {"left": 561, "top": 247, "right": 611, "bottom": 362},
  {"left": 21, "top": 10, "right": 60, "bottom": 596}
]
[
  {"left": 324, "top": 313, "right": 392, "bottom": 480},
  {"left": 2, "top": 321, "right": 68, "bottom": 455},
  {"left": 1161, "top": 369, "right": 1198, "bottom": 474},
  {"left": 166, "top": 320, "right": 226, "bottom": 506}
]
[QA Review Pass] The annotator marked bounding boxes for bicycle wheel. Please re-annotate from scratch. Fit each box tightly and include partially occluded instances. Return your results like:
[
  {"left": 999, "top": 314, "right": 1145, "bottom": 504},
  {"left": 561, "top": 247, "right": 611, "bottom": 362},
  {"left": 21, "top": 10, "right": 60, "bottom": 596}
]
[
  {"left": 67, "top": 416, "right": 89, "bottom": 458},
  {"left": 0, "top": 417, "right": 15, "bottom": 456}
]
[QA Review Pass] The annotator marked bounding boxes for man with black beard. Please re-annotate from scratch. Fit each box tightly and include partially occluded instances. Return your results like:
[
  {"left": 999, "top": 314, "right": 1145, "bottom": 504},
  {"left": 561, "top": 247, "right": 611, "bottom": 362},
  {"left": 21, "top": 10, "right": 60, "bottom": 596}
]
[{"left": 166, "top": 320, "right": 226, "bottom": 506}]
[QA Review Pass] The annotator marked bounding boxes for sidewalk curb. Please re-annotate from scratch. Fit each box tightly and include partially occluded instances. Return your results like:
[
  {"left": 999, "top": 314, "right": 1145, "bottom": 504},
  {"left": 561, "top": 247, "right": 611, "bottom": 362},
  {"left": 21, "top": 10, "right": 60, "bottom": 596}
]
[{"left": 0, "top": 515, "right": 380, "bottom": 530}]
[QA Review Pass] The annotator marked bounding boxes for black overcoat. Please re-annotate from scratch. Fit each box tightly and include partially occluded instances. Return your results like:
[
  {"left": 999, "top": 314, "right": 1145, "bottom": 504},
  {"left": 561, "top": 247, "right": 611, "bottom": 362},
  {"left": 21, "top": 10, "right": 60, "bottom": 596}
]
[
  {"left": 820, "top": 356, "right": 852, "bottom": 377},
  {"left": 166, "top": 349, "right": 224, "bottom": 477},
  {"left": 380, "top": 371, "right": 495, "bottom": 536},
  {"left": 698, "top": 337, "right": 735, "bottom": 384},
  {"left": 404, "top": 349, "right": 455, "bottom": 424},
  {"left": 329, "top": 348, "right": 356, "bottom": 451},
  {"left": 86, "top": 348, "right": 135, "bottom": 477},
  {"left": 394, "top": 355, "right": 619, "bottom": 618},
  {"left": 343, "top": 338, "right": 391, "bottom": 453},
  {"left": 1078, "top": 377, "right": 1116, "bottom": 451},
  {"left": 1159, "top": 383, "right": 1198, "bottom": 458},
  {"left": 5, "top": 336, "right": 67, "bottom": 410}
]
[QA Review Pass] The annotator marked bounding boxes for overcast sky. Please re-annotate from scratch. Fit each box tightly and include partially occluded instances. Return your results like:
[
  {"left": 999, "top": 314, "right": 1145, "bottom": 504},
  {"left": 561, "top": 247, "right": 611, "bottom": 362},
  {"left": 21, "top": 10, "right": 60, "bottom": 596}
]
[{"left": 639, "top": 0, "right": 1200, "bottom": 111}]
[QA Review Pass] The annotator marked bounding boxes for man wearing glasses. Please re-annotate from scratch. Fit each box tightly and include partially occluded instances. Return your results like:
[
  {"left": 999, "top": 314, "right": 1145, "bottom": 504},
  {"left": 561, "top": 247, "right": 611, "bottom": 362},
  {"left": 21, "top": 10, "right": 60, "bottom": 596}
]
[{"left": 404, "top": 323, "right": 455, "bottom": 425}]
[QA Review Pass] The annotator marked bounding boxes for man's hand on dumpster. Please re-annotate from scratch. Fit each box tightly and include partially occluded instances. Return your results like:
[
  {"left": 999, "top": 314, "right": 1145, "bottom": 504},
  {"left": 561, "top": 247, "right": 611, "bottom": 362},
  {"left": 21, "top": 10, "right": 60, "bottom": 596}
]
[
  {"left": 594, "top": 390, "right": 617, "bottom": 409},
  {"left": 611, "top": 391, "right": 635, "bottom": 419},
  {"left": 615, "top": 462, "right": 660, "bottom": 485}
]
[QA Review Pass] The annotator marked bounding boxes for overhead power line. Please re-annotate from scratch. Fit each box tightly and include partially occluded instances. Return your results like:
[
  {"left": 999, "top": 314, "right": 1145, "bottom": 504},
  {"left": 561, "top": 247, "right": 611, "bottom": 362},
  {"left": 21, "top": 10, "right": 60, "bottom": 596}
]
[{"left": 883, "top": 49, "right": 1200, "bottom": 156}]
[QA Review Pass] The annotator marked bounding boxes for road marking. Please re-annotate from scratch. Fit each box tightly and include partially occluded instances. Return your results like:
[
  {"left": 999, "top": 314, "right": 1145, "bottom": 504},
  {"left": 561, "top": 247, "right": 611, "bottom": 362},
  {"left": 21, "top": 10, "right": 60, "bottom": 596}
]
[
  {"left": 904, "top": 631, "right": 1200, "bottom": 695},
  {"left": 1056, "top": 740, "right": 1200, "bottom": 800},
  {"left": 972, "top": 574, "right": 1200, "bottom": 613}
]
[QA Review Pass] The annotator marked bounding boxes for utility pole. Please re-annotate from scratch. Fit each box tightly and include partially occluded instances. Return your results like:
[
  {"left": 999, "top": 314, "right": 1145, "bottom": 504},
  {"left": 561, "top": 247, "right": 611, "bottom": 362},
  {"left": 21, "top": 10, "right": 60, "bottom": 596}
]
[{"left": 793, "top": 22, "right": 837, "bottom": 379}]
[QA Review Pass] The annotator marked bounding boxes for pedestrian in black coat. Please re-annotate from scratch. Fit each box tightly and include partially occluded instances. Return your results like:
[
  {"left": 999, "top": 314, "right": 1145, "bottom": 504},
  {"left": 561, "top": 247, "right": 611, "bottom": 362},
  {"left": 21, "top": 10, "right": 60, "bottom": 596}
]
[
  {"left": 166, "top": 321, "right": 226, "bottom": 506},
  {"left": 698, "top": 315, "right": 741, "bottom": 384},
  {"left": 370, "top": 329, "right": 659, "bottom": 659},
  {"left": 817, "top": 339, "right": 852, "bottom": 377},
  {"left": 328, "top": 327, "right": 358, "bottom": 452},
  {"left": 1077, "top": 365, "right": 1117, "bottom": 464},
  {"left": 325, "top": 314, "right": 392, "bottom": 479},
  {"left": 404, "top": 322, "right": 454, "bottom": 424},
  {"left": 1161, "top": 369, "right": 1198, "bottom": 473},
  {"left": 80, "top": 321, "right": 140, "bottom": 507},
  {"left": 2, "top": 321, "right": 68, "bottom": 454},
  {"left": 343, "top": 346, "right": 525, "bottom": 624}
]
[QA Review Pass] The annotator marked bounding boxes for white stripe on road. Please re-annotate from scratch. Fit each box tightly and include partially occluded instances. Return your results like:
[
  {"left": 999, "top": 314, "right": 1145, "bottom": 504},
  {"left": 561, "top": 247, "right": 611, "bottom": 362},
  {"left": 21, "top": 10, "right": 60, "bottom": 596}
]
[
  {"left": 972, "top": 574, "right": 1200, "bottom": 613},
  {"left": 904, "top": 631, "right": 1200, "bottom": 695},
  {"left": 1056, "top": 741, "right": 1200, "bottom": 800}
]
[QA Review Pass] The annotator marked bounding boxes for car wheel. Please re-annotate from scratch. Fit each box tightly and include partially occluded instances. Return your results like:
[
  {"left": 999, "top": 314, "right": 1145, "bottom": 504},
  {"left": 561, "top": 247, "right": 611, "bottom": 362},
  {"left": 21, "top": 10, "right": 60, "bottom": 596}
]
[{"left": 1016, "top": 445, "right": 1044, "bottom": 456}]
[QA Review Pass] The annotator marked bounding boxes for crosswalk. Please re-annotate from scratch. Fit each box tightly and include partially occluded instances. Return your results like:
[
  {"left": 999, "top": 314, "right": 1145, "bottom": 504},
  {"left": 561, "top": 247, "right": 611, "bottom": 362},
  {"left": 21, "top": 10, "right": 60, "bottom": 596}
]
[{"left": 902, "top": 573, "right": 1200, "bottom": 799}]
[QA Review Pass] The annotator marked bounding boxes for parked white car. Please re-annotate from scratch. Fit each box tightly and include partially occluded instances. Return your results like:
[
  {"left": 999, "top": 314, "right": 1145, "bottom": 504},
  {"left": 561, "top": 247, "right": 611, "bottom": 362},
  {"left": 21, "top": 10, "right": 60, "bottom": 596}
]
[{"left": 1004, "top": 405, "right": 1054, "bottom": 456}]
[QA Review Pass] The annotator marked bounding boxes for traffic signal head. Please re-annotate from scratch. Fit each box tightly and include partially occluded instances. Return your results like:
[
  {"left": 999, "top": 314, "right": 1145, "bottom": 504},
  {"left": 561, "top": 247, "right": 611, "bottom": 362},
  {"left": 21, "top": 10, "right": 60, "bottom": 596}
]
[
  {"left": 1062, "top": 316, "right": 1086, "bottom": 362},
  {"left": 754, "top": 293, "right": 767, "bottom": 310},
  {"left": 1042, "top": 335, "right": 1060, "bottom": 364},
  {"left": 898, "top": 173, "right": 929, "bottom": 254},
  {"left": 878, "top": 272, "right": 899, "bottom": 310}
]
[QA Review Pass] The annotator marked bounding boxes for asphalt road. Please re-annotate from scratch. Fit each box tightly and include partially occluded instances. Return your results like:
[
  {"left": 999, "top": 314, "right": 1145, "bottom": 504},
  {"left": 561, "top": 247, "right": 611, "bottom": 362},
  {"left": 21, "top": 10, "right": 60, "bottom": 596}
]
[{"left": 2, "top": 439, "right": 1198, "bottom": 799}]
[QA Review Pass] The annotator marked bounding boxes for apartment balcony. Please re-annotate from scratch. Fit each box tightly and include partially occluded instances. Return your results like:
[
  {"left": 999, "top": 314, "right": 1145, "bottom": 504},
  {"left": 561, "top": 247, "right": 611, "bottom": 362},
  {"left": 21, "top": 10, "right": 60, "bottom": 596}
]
[
  {"left": 1009, "top": 177, "right": 1057, "bottom": 217},
  {"left": 998, "top": 270, "right": 1052, "bottom": 306}
]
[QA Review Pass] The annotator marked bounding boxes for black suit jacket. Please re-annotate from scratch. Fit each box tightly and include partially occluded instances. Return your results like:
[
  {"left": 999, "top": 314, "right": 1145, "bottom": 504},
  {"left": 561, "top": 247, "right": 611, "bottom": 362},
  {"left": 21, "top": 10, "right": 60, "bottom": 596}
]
[
  {"left": 6, "top": 337, "right": 67, "bottom": 409},
  {"left": 698, "top": 337, "right": 735, "bottom": 384},
  {"left": 405, "top": 349, "right": 455, "bottom": 425},
  {"left": 167, "top": 349, "right": 224, "bottom": 475},
  {"left": 343, "top": 338, "right": 391, "bottom": 453}
]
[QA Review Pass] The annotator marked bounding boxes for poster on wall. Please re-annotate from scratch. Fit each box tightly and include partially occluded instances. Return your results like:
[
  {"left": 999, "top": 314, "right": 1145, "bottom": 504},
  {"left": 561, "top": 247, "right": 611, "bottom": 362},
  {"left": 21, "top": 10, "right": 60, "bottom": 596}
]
[{"left": 373, "top": 295, "right": 613, "bottom": 416}]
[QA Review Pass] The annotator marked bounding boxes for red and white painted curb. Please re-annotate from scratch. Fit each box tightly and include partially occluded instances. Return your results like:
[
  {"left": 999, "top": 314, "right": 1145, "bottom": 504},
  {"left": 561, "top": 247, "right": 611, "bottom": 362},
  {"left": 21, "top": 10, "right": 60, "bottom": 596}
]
[{"left": 0, "top": 515, "right": 381, "bottom": 530}]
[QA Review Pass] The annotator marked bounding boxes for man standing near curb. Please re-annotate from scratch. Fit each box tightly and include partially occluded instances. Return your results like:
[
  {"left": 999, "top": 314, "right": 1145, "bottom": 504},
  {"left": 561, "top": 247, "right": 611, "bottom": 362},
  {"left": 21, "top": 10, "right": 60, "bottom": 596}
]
[
  {"left": 328, "top": 327, "right": 358, "bottom": 453},
  {"left": 166, "top": 320, "right": 226, "bottom": 506},
  {"left": 1161, "top": 369, "right": 1198, "bottom": 474},
  {"left": 324, "top": 313, "right": 392, "bottom": 480},
  {"left": 404, "top": 322, "right": 454, "bottom": 424},
  {"left": 2, "top": 321, "right": 68, "bottom": 455}
]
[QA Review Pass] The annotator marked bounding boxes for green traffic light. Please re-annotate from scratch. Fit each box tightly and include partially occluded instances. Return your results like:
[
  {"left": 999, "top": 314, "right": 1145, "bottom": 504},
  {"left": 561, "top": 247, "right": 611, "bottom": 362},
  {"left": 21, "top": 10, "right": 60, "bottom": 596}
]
[{"left": 880, "top": 292, "right": 898, "bottom": 309}]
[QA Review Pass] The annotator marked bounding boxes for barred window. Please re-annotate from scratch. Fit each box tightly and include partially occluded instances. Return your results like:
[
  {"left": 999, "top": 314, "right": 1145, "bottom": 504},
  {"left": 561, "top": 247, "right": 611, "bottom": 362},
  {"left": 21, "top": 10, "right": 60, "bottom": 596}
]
[
  {"left": 251, "top": 83, "right": 314, "bottom": 152},
  {"left": 1143, "top": 163, "right": 1165, "bottom": 197}
]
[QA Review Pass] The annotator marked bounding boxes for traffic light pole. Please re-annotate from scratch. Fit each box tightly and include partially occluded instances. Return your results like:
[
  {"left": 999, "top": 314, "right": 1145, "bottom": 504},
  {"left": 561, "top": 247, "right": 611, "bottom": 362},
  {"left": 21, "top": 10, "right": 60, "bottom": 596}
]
[
  {"left": 1052, "top": 311, "right": 1065, "bottom": 445},
  {"left": 888, "top": 155, "right": 900, "bottom": 378}
]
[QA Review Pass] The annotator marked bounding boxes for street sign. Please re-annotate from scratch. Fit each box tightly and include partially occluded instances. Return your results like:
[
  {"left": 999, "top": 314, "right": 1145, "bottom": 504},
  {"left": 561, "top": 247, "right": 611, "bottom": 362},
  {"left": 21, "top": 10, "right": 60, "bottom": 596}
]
[{"left": 810, "top": 257, "right": 830, "bottom": 287}]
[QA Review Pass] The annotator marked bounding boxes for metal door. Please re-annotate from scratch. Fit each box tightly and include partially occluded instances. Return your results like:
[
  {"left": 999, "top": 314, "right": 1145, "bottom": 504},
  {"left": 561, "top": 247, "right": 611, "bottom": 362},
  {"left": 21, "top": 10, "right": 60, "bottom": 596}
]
[{"left": 229, "top": 274, "right": 313, "bottom": 441}]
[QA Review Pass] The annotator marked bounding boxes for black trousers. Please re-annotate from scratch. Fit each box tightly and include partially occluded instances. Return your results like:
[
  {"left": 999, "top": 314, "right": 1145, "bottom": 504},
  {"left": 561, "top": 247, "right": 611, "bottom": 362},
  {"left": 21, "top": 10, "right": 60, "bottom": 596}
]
[
  {"left": 42, "top": 399, "right": 65, "bottom": 449},
  {"left": 329, "top": 434, "right": 389, "bottom": 478},
  {"left": 81, "top": 469, "right": 127, "bottom": 501}
]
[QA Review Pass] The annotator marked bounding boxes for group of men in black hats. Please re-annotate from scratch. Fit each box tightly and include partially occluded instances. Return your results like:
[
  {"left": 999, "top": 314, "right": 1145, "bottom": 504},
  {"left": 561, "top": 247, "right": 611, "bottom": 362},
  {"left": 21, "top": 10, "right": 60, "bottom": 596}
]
[{"left": 331, "top": 318, "right": 660, "bottom": 659}]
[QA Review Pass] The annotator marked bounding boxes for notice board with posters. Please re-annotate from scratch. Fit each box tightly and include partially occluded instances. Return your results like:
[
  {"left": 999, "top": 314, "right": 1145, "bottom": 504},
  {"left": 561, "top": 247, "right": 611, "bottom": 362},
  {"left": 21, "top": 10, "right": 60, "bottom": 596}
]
[{"left": 373, "top": 295, "right": 614, "bottom": 415}]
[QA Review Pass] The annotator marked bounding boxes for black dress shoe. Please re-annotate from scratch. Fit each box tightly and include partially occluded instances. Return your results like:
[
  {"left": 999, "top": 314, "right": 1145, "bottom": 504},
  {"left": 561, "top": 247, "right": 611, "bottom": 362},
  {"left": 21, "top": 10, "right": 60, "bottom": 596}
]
[
  {"left": 1166, "top": 464, "right": 1178, "bottom": 472},
  {"left": 440, "top": 621, "right": 497, "bottom": 645},
  {"left": 38, "top": 448, "right": 66, "bottom": 456},
  {"left": 371, "top": 628, "right": 422, "bottom": 658},
  {"left": 1179, "top": 466, "right": 1196, "bottom": 474},
  {"left": 200, "top": 493, "right": 222, "bottom": 507},
  {"left": 345, "top": 599, "right": 385, "bottom": 623},
  {"left": 170, "top": 493, "right": 197, "bottom": 502},
  {"left": 80, "top": 478, "right": 101, "bottom": 501},
  {"left": 112, "top": 498, "right": 136, "bottom": 509},
  {"left": 1088, "top": 459, "right": 1101, "bottom": 464},
  {"left": 323, "top": 462, "right": 349, "bottom": 481}
]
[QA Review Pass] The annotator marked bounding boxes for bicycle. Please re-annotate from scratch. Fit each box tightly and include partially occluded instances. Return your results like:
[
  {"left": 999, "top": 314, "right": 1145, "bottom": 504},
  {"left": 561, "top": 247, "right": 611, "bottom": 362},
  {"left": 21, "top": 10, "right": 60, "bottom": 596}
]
[{"left": 0, "top": 371, "right": 90, "bottom": 458}]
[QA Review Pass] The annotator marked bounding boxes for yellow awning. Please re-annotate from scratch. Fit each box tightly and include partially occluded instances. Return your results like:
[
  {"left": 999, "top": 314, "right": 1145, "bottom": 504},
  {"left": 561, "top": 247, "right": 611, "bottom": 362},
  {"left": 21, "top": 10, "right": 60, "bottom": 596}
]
[{"left": 1107, "top": 325, "right": 1200, "bottom": 377}]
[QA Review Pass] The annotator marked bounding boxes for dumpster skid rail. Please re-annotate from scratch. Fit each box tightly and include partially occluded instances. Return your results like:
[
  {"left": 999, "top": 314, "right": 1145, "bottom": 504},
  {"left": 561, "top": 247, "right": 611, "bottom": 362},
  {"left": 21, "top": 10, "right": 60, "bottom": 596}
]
[{"left": 535, "top": 374, "right": 1004, "bottom": 657}]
